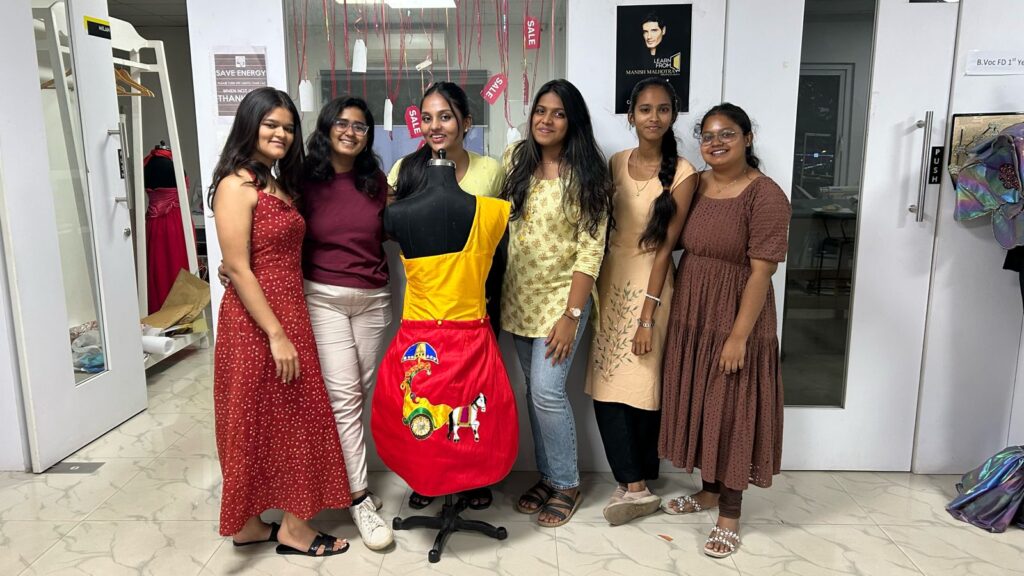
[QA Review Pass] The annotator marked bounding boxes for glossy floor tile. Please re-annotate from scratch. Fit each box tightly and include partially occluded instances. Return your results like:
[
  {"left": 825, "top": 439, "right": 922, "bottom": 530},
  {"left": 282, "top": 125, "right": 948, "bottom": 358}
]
[{"left": 6, "top": 348, "right": 1021, "bottom": 575}]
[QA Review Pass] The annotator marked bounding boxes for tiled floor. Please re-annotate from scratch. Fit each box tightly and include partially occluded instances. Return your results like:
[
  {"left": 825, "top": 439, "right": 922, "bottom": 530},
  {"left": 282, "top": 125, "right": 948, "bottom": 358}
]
[{"left": 3, "top": 349, "right": 1022, "bottom": 575}]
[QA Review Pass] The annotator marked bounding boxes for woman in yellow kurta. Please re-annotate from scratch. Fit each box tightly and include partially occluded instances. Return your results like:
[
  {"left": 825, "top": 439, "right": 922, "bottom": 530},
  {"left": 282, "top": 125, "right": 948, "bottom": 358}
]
[{"left": 501, "top": 79, "right": 613, "bottom": 528}]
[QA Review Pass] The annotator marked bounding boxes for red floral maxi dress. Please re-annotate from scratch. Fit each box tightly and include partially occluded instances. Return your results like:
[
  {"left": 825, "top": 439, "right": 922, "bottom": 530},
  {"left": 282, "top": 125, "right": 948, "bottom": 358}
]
[
  {"left": 214, "top": 190, "right": 351, "bottom": 536},
  {"left": 659, "top": 175, "right": 791, "bottom": 492}
]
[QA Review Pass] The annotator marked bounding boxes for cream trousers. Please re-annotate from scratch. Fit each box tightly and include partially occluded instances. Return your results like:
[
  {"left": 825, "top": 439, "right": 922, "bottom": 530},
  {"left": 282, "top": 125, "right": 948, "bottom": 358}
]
[{"left": 304, "top": 279, "right": 392, "bottom": 493}]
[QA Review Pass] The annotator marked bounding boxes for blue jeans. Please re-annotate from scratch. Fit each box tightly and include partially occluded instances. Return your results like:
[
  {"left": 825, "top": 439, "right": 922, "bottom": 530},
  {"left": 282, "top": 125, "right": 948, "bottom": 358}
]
[{"left": 512, "top": 299, "right": 592, "bottom": 490}]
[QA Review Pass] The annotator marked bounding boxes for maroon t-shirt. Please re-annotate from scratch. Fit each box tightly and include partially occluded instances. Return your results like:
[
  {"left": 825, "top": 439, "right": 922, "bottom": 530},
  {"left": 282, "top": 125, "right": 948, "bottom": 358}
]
[{"left": 301, "top": 170, "right": 389, "bottom": 289}]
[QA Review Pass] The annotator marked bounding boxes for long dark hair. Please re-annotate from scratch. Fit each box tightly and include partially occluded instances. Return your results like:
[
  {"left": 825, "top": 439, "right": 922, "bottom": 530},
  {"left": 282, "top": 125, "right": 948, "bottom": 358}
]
[
  {"left": 394, "top": 82, "right": 471, "bottom": 200},
  {"left": 630, "top": 77, "right": 681, "bottom": 250},
  {"left": 501, "top": 79, "right": 612, "bottom": 240},
  {"left": 207, "top": 87, "right": 304, "bottom": 206},
  {"left": 304, "top": 96, "right": 382, "bottom": 197},
  {"left": 698, "top": 102, "right": 761, "bottom": 170}
]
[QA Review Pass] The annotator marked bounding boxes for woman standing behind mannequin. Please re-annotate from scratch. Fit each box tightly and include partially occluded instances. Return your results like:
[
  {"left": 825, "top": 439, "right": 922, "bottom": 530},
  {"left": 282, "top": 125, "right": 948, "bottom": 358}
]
[
  {"left": 659, "top": 103, "right": 791, "bottom": 559},
  {"left": 587, "top": 77, "right": 697, "bottom": 526},
  {"left": 388, "top": 81, "right": 504, "bottom": 512},
  {"left": 301, "top": 96, "right": 394, "bottom": 551},
  {"left": 211, "top": 87, "right": 350, "bottom": 557},
  {"left": 503, "top": 79, "right": 612, "bottom": 528}
]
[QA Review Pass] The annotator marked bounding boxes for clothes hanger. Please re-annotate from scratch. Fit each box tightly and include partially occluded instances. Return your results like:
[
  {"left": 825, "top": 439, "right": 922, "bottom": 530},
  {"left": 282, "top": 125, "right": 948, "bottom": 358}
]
[
  {"left": 40, "top": 68, "right": 72, "bottom": 90},
  {"left": 114, "top": 67, "right": 154, "bottom": 97}
]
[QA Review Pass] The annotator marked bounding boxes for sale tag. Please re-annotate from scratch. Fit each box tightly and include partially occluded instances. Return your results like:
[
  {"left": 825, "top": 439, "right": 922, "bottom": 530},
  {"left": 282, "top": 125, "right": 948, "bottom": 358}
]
[
  {"left": 524, "top": 15, "right": 540, "bottom": 50},
  {"left": 405, "top": 105, "right": 422, "bottom": 139},
  {"left": 480, "top": 73, "right": 508, "bottom": 105}
]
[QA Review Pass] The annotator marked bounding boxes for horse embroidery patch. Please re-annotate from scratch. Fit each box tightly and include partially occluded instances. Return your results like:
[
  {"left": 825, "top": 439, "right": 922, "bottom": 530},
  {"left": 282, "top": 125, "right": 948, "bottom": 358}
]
[{"left": 399, "top": 342, "right": 487, "bottom": 442}]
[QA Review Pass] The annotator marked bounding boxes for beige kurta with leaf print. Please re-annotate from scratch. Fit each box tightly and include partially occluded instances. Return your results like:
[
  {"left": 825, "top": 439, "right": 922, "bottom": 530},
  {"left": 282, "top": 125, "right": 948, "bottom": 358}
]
[{"left": 586, "top": 150, "right": 695, "bottom": 410}]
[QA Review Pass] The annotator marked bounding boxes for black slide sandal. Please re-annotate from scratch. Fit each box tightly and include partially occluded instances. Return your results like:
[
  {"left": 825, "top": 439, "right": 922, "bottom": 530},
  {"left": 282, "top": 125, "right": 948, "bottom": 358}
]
[{"left": 275, "top": 532, "right": 350, "bottom": 557}]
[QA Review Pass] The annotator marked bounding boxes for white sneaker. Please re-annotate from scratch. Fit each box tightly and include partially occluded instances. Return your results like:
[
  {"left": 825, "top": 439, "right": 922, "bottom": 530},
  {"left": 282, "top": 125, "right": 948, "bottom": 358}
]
[{"left": 350, "top": 497, "right": 393, "bottom": 551}]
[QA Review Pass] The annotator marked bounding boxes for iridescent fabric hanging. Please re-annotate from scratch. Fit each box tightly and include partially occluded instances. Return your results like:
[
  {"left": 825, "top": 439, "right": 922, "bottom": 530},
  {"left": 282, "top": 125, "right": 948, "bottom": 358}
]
[
  {"left": 946, "top": 445, "right": 1024, "bottom": 533},
  {"left": 953, "top": 123, "right": 1024, "bottom": 249}
]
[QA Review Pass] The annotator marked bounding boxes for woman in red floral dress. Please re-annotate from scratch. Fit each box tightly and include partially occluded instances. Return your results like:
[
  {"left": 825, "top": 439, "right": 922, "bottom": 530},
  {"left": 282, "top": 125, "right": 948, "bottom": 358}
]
[{"left": 210, "top": 87, "right": 351, "bottom": 557}]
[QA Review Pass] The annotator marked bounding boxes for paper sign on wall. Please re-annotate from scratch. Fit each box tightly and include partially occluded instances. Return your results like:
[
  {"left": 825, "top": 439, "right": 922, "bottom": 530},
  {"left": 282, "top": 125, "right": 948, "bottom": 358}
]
[
  {"left": 966, "top": 50, "right": 1024, "bottom": 76},
  {"left": 213, "top": 48, "right": 268, "bottom": 118},
  {"left": 524, "top": 16, "right": 540, "bottom": 50},
  {"left": 405, "top": 106, "right": 423, "bottom": 139},
  {"left": 481, "top": 74, "right": 508, "bottom": 105}
]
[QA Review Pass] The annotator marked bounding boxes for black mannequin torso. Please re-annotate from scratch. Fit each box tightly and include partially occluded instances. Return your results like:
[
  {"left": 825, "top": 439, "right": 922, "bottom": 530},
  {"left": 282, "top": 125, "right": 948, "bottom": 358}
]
[
  {"left": 144, "top": 155, "right": 177, "bottom": 189},
  {"left": 384, "top": 158, "right": 477, "bottom": 259}
]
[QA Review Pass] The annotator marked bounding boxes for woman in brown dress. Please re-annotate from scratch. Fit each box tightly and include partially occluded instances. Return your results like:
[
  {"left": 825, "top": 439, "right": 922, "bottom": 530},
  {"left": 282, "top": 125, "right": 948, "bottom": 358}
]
[{"left": 659, "top": 103, "right": 790, "bottom": 558}]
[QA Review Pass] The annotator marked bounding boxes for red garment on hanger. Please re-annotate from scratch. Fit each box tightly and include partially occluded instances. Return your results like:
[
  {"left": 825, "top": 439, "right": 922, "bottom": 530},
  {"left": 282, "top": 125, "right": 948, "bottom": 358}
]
[{"left": 144, "top": 148, "right": 192, "bottom": 313}]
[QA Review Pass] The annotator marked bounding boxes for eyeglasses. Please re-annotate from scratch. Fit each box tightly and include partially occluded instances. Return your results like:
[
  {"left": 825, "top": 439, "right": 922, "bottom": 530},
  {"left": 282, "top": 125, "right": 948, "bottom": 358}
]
[
  {"left": 332, "top": 118, "right": 370, "bottom": 135},
  {"left": 697, "top": 129, "right": 740, "bottom": 145}
]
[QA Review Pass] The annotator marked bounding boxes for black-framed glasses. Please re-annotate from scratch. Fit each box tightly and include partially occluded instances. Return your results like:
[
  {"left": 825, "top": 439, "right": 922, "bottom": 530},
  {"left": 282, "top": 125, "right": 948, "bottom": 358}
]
[
  {"left": 696, "top": 128, "right": 740, "bottom": 145},
  {"left": 332, "top": 118, "right": 370, "bottom": 135}
]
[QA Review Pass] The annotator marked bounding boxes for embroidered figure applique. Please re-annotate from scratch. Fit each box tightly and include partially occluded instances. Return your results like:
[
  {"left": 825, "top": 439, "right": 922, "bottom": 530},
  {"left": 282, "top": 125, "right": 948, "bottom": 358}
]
[{"left": 399, "top": 342, "right": 486, "bottom": 442}]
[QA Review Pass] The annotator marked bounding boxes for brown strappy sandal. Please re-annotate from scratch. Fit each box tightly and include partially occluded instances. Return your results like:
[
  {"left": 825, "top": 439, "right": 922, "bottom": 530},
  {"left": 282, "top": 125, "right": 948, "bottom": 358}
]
[
  {"left": 516, "top": 481, "right": 555, "bottom": 514},
  {"left": 537, "top": 489, "right": 583, "bottom": 528}
]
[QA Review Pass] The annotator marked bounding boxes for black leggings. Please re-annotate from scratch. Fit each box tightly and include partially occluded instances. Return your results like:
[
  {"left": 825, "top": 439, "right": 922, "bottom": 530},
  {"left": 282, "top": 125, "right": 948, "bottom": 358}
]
[{"left": 702, "top": 480, "right": 743, "bottom": 519}]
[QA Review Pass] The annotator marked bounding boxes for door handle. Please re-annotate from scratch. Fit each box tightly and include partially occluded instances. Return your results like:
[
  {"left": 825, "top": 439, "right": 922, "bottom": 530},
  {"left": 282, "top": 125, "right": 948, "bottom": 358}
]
[
  {"left": 909, "top": 111, "right": 934, "bottom": 223},
  {"left": 108, "top": 124, "right": 133, "bottom": 211}
]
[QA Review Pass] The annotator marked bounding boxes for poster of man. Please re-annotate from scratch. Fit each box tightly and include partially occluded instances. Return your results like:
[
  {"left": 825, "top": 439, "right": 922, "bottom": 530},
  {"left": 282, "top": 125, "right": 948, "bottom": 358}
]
[{"left": 615, "top": 5, "right": 692, "bottom": 114}]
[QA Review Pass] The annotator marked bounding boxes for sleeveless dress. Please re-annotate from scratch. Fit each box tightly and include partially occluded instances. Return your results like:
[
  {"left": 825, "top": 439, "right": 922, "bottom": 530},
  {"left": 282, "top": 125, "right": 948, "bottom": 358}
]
[
  {"left": 146, "top": 187, "right": 192, "bottom": 313},
  {"left": 658, "top": 176, "right": 791, "bottom": 492},
  {"left": 214, "top": 190, "right": 350, "bottom": 536},
  {"left": 586, "top": 151, "right": 695, "bottom": 410},
  {"left": 371, "top": 196, "right": 518, "bottom": 497}
]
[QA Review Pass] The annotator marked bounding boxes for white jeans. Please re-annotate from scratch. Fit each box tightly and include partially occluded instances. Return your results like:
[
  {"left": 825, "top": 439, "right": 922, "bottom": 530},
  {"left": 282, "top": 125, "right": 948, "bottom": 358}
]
[{"left": 304, "top": 280, "right": 392, "bottom": 493}]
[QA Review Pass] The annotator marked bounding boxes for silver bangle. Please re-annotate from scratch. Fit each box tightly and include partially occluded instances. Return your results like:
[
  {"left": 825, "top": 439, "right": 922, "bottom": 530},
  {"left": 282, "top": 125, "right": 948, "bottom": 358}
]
[
  {"left": 637, "top": 318, "right": 655, "bottom": 329},
  {"left": 644, "top": 293, "right": 662, "bottom": 307}
]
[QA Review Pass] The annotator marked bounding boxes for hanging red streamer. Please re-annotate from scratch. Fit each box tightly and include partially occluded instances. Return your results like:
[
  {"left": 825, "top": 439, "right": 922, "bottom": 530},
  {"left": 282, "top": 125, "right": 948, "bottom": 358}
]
[{"left": 291, "top": 0, "right": 309, "bottom": 94}]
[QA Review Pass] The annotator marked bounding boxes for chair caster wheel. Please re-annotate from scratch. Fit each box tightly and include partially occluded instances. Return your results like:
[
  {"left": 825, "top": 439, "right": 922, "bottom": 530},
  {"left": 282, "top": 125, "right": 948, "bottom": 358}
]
[
  {"left": 428, "top": 549, "right": 441, "bottom": 563},
  {"left": 496, "top": 527, "right": 508, "bottom": 540}
]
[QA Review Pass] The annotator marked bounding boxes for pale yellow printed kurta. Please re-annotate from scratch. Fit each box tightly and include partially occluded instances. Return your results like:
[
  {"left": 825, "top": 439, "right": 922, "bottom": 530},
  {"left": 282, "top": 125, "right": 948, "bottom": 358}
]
[{"left": 500, "top": 146, "right": 608, "bottom": 338}]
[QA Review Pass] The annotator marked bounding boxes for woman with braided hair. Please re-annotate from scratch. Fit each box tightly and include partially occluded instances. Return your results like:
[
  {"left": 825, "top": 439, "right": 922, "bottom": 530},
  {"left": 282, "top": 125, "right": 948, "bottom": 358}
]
[{"left": 586, "top": 77, "right": 697, "bottom": 526}]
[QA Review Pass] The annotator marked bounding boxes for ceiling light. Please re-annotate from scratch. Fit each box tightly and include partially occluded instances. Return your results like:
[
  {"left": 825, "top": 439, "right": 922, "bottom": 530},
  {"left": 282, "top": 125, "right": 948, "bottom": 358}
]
[{"left": 334, "top": 0, "right": 457, "bottom": 8}]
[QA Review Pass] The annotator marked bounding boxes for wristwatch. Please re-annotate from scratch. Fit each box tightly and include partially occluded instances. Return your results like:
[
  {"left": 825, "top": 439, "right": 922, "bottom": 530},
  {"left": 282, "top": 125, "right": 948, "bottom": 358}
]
[{"left": 564, "top": 307, "right": 582, "bottom": 322}]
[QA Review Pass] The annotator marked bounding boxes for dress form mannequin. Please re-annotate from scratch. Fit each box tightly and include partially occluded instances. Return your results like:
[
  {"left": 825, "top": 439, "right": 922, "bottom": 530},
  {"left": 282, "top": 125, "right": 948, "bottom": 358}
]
[
  {"left": 384, "top": 150, "right": 476, "bottom": 258},
  {"left": 143, "top": 143, "right": 190, "bottom": 313},
  {"left": 378, "top": 149, "right": 511, "bottom": 562}
]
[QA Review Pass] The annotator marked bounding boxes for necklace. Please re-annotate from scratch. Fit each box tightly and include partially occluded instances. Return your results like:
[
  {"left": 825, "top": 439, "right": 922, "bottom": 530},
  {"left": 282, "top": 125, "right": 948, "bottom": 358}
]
[
  {"left": 629, "top": 150, "right": 660, "bottom": 197},
  {"left": 710, "top": 168, "right": 749, "bottom": 197}
]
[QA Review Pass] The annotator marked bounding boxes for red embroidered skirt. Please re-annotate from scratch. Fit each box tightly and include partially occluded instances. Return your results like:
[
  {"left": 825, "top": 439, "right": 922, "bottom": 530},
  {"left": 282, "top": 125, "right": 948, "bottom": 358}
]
[{"left": 371, "top": 318, "right": 518, "bottom": 497}]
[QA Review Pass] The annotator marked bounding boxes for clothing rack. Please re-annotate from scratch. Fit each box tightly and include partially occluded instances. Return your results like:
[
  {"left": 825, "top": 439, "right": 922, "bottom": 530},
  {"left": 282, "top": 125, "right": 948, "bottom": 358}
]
[{"left": 110, "top": 18, "right": 207, "bottom": 369}]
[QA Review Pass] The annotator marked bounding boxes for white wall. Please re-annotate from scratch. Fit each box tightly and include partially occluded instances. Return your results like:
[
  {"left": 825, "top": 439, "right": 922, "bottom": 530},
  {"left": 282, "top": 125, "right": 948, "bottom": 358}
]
[
  {"left": 799, "top": 15, "right": 872, "bottom": 187},
  {"left": 722, "top": 0, "right": 804, "bottom": 343},
  {"left": 135, "top": 26, "right": 201, "bottom": 199},
  {"left": 186, "top": 0, "right": 289, "bottom": 333},
  {"left": 915, "top": 0, "right": 1024, "bottom": 473}
]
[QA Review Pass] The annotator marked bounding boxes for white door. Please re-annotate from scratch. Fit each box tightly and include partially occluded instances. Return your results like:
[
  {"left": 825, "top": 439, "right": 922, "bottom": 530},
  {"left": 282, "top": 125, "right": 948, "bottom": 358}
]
[
  {"left": 12, "top": 0, "right": 146, "bottom": 472},
  {"left": 780, "top": 0, "right": 959, "bottom": 470}
]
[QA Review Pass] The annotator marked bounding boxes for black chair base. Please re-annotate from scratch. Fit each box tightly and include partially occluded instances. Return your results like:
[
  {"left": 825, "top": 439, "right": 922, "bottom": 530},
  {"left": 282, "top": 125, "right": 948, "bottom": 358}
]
[{"left": 392, "top": 494, "right": 508, "bottom": 563}]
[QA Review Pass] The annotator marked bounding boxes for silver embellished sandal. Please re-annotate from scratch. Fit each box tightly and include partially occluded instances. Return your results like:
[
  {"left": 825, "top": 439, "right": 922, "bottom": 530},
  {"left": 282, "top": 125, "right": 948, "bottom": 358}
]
[
  {"left": 704, "top": 525, "right": 741, "bottom": 559},
  {"left": 661, "top": 493, "right": 716, "bottom": 515}
]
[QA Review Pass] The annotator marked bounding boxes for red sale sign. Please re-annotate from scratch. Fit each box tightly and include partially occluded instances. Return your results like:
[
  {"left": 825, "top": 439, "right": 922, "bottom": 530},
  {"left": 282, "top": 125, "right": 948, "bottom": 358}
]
[
  {"left": 405, "top": 105, "right": 422, "bottom": 139},
  {"left": 524, "top": 15, "right": 540, "bottom": 50},
  {"left": 480, "top": 73, "right": 508, "bottom": 105}
]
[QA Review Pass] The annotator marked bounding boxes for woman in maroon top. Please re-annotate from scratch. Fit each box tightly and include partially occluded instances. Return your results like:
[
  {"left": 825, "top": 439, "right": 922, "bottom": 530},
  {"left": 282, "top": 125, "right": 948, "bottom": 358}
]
[{"left": 300, "top": 96, "right": 394, "bottom": 551}]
